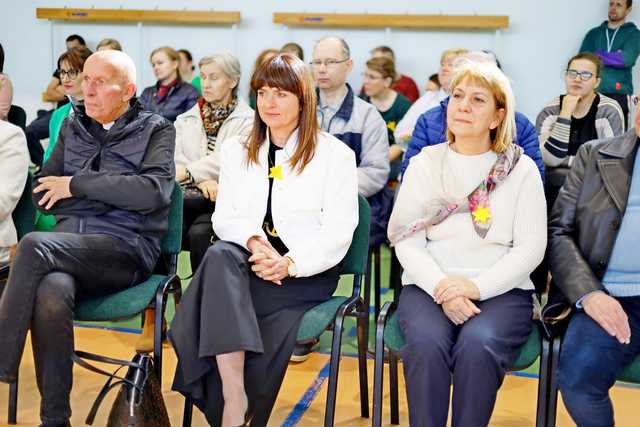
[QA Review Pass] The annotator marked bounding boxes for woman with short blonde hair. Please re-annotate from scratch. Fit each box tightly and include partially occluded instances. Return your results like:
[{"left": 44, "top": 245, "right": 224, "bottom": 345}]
[{"left": 388, "top": 61, "right": 546, "bottom": 427}]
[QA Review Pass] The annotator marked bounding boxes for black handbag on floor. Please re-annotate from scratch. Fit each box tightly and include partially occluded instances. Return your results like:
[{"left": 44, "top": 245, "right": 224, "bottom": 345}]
[{"left": 72, "top": 351, "right": 171, "bottom": 427}]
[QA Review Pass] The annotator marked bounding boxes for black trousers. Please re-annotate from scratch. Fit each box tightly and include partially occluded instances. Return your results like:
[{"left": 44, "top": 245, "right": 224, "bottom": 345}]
[
  {"left": 603, "top": 92, "right": 630, "bottom": 130},
  {"left": 25, "top": 110, "right": 52, "bottom": 167},
  {"left": 182, "top": 196, "right": 216, "bottom": 272},
  {"left": 169, "top": 241, "right": 339, "bottom": 427},
  {"left": 0, "top": 232, "right": 143, "bottom": 424}
]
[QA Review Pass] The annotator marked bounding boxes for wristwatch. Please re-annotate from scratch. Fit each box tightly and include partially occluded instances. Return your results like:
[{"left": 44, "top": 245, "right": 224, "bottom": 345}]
[{"left": 286, "top": 256, "right": 297, "bottom": 278}]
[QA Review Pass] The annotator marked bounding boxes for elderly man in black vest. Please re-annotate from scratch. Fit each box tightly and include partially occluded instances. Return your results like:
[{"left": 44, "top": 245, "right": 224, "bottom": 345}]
[{"left": 0, "top": 50, "right": 175, "bottom": 427}]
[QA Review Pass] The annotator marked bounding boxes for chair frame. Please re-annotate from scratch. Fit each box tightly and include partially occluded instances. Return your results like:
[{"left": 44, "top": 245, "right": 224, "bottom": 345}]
[{"left": 372, "top": 299, "right": 554, "bottom": 427}]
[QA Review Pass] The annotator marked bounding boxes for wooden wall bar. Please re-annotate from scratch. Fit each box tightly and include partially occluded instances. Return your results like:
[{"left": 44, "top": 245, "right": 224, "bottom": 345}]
[
  {"left": 36, "top": 8, "right": 241, "bottom": 25},
  {"left": 273, "top": 13, "right": 509, "bottom": 30}
]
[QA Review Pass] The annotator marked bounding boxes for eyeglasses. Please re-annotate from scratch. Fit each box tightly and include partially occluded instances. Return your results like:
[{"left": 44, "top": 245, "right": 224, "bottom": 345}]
[
  {"left": 309, "top": 58, "right": 350, "bottom": 68},
  {"left": 58, "top": 69, "right": 79, "bottom": 80},
  {"left": 565, "top": 69, "right": 595, "bottom": 81}
]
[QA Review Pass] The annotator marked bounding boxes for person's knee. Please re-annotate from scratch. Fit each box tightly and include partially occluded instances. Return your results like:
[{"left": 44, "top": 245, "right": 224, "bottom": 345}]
[
  {"left": 34, "top": 272, "right": 76, "bottom": 321},
  {"left": 17, "top": 232, "right": 50, "bottom": 255}
]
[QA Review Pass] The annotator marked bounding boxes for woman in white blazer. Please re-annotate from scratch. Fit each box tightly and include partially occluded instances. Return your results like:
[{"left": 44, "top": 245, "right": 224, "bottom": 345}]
[
  {"left": 0, "top": 121, "right": 29, "bottom": 268},
  {"left": 174, "top": 51, "right": 254, "bottom": 271},
  {"left": 169, "top": 53, "right": 359, "bottom": 427}
]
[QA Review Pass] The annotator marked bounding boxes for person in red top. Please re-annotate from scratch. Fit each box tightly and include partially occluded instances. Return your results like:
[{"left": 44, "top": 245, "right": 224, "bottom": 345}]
[{"left": 360, "top": 45, "right": 420, "bottom": 103}]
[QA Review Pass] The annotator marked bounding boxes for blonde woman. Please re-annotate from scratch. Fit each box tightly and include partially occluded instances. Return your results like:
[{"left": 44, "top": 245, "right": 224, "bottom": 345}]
[{"left": 388, "top": 61, "right": 546, "bottom": 427}]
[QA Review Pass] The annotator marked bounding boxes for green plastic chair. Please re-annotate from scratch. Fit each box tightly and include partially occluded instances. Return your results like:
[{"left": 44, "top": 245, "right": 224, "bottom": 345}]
[
  {"left": 1, "top": 172, "right": 34, "bottom": 425},
  {"left": 372, "top": 299, "right": 552, "bottom": 427},
  {"left": 72, "top": 183, "right": 183, "bottom": 387},
  {"left": 545, "top": 335, "right": 640, "bottom": 426},
  {"left": 181, "top": 195, "right": 371, "bottom": 427}
]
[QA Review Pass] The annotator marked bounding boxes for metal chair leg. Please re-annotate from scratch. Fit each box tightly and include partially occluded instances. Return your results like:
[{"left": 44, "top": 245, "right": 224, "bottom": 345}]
[
  {"left": 372, "top": 306, "right": 388, "bottom": 427},
  {"left": 546, "top": 337, "right": 561, "bottom": 427},
  {"left": 154, "top": 288, "right": 166, "bottom": 388},
  {"left": 8, "top": 372, "right": 18, "bottom": 425},
  {"left": 373, "top": 246, "right": 381, "bottom": 320},
  {"left": 182, "top": 396, "right": 193, "bottom": 427},
  {"left": 324, "top": 306, "right": 348, "bottom": 427},
  {"left": 536, "top": 332, "right": 552, "bottom": 427},
  {"left": 356, "top": 301, "right": 370, "bottom": 419},
  {"left": 389, "top": 351, "right": 400, "bottom": 425}
]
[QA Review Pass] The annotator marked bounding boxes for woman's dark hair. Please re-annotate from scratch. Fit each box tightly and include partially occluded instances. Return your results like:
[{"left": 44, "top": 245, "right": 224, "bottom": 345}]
[
  {"left": 248, "top": 53, "right": 318, "bottom": 174},
  {"left": 178, "top": 49, "right": 195, "bottom": 71},
  {"left": 57, "top": 46, "right": 93, "bottom": 72},
  {"left": 0, "top": 43, "right": 4, "bottom": 73}
]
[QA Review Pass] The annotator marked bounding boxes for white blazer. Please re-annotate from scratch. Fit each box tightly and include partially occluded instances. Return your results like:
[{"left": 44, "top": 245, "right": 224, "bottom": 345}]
[
  {"left": 0, "top": 121, "right": 29, "bottom": 263},
  {"left": 174, "top": 98, "right": 254, "bottom": 183},
  {"left": 212, "top": 129, "right": 359, "bottom": 277}
]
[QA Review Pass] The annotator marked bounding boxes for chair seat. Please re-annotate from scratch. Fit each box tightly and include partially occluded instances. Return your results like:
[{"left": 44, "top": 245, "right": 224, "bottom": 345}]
[
  {"left": 74, "top": 274, "right": 167, "bottom": 322},
  {"left": 619, "top": 356, "right": 640, "bottom": 383},
  {"left": 383, "top": 313, "right": 541, "bottom": 372},
  {"left": 297, "top": 296, "right": 348, "bottom": 343}
]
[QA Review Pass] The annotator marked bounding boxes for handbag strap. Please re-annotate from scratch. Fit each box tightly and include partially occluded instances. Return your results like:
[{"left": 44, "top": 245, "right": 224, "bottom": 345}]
[{"left": 72, "top": 351, "right": 148, "bottom": 425}]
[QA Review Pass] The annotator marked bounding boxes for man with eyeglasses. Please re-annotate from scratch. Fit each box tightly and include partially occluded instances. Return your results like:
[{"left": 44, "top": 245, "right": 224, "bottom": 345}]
[
  {"left": 580, "top": 0, "right": 640, "bottom": 129},
  {"left": 537, "top": 52, "right": 625, "bottom": 208},
  {"left": 289, "top": 36, "right": 389, "bottom": 362}
]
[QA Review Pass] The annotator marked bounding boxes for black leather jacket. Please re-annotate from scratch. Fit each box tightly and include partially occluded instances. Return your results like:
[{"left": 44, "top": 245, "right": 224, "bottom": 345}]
[{"left": 543, "top": 129, "right": 639, "bottom": 327}]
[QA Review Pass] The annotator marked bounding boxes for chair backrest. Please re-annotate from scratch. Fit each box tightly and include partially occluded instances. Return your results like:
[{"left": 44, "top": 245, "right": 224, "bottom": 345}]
[
  {"left": 13, "top": 172, "right": 35, "bottom": 239},
  {"left": 340, "top": 194, "right": 371, "bottom": 275},
  {"left": 7, "top": 105, "right": 27, "bottom": 131},
  {"left": 160, "top": 183, "right": 183, "bottom": 256}
]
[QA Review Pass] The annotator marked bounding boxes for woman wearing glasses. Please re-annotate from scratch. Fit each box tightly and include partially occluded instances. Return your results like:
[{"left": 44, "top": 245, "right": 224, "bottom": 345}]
[
  {"left": 35, "top": 46, "right": 93, "bottom": 232},
  {"left": 361, "top": 56, "right": 411, "bottom": 181},
  {"left": 536, "top": 52, "right": 625, "bottom": 207}
]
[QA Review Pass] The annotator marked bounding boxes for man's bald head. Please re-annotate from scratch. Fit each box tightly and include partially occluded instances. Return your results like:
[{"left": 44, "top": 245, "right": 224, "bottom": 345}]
[
  {"left": 311, "top": 36, "right": 353, "bottom": 92},
  {"left": 82, "top": 50, "right": 137, "bottom": 124}
]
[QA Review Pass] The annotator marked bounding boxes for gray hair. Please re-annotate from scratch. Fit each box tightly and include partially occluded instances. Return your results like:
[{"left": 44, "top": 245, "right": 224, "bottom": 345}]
[
  {"left": 198, "top": 51, "right": 241, "bottom": 96},
  {"left": 314, "top": 36, "right": 350, "bottom": 59},
  {"left": 93, "top": 50, "right": 136, "bottom": 85}
]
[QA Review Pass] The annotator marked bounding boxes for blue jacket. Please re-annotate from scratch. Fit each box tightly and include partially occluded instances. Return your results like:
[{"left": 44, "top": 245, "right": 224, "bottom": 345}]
[
  {"left": 401, "top": 97, "right": 545, "bottom": 179},
  {"left": 140, "top": 80, "right": 199, "bottom": 123}
]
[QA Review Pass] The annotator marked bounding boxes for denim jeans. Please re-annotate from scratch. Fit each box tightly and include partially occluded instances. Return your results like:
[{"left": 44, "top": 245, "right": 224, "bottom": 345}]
[
  {"left": 0, "top": 232, "right": 143, "bottom": 424},
  {"left": 558, "top": 296, "right": 640, "bottom": 427}
]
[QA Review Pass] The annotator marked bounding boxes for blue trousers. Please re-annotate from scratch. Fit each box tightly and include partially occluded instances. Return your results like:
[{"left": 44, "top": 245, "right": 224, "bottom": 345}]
[
  {"left": 398, "top": 285, "right": 533, "bottom": 427},
  {"left": 558, "top": 296, "right": 640, "bottom": 427}
]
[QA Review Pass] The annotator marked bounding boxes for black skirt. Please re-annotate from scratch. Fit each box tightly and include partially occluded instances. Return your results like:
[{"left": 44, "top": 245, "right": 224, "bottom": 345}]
[{"left": 169, "top": 240, "right": 339, "bottom": 426}]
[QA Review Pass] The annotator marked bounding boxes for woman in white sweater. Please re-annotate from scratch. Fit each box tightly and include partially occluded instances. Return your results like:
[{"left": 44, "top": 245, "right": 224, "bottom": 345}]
[
  {"left": 169, "top": 53, "right": 358, "bottom": 427},
  {"left": 388, "top": 61, "right": 547, "bottom": 427},
  {"left": 173, "top": 51, "right": 254, "bottom": 271}
]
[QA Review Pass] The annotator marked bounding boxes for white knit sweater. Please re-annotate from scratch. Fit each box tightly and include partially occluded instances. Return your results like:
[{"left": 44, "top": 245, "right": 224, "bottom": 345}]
[{"left": 390, "top": 143, "right": 547, "bottom": 300}]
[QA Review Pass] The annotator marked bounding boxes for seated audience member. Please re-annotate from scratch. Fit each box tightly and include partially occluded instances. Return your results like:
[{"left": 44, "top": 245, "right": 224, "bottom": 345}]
[
  {"left": 365, "top": 45, "right": 419, "bottom": 103},
  {"left": 537, "top": 52, "right": 624, "bottom": 208},
  {"left": 178, "top": 48, "right": 202, "bottom": 95},
  {"left": 394, "top": 48, "right": 468, "bottom": 146},
  {"left": 389, "top": 60, "right": 546, "bottom": 427},
  {"left": 280, "top": 42, "right": 304, "bottom": 60},
  {"left": 0, "top": 121, "right": 29, "bottom": 268},
  {"left": 24, "top": 34, "right": 87, "bottom": 167},
  {"left": 169, "top": 53, "right": 358, "bottom": 427},
  {"left": 174, "top": 51, "right": 254, "bottom": 272},
  {"left": 96, "top": 38, "right": 122, "bottom": 51},
  {"left": 248, "top": 48, "right": 279, "bottom": 109},
  {"left": 36, "top": 46, "right": 93, "bottom": 232},
  {"left": 544, "top": 98, "right": 640, "bottom": 427},
  {"left": 361, "top": 56, "right": 411, "bottom": 180},
  {"left": 140, "top": 46, "right": 199, "bottom": 122},
  {"left": 0, "top": 43, "right": 12, "bottom": 122},
  {"left": 425, "top": 73, "right": 440, "bottom": 92},
  {"left": 0, "top": 50, "right": 175, "bottom": 427},
  {"left": 401, "top": 52, "right": 544, "bottom": 179}
]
